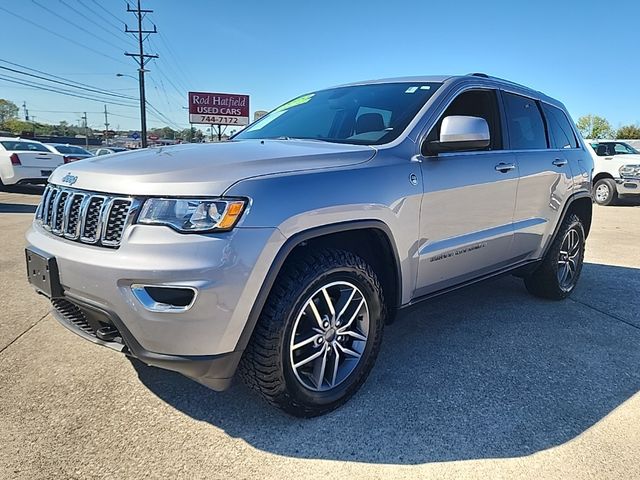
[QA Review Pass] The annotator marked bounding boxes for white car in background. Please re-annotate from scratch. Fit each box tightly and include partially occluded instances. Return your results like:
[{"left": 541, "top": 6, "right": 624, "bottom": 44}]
[
  {"left": 588, "top": 140, "right": 640, "bottom": 205},
  {"left": 0, "top": 137, "right": 65, "bottom": 188}
]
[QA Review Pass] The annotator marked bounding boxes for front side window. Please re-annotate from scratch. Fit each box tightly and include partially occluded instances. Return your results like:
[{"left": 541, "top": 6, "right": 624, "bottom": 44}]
[
  {"left": 234, "top": 82, "right": 442, "bottom": 145},
  {"left": 542, "top": 104, "right": 577, "bottom": 149},
  {"left": 613, "top": 142, "right": 639, "bottom": 154},
  {"left": 426, "top": 89, "right": 502, "bottom": 151},
  {"left": 503, "top": 92, "right": 547, "bottom": 150}
]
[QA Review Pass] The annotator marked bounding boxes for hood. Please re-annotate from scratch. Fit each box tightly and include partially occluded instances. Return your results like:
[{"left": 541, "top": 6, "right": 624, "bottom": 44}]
[
  {"left": 593, "top": 153, "right": 640, "bottom": 167},
  {"left": 48, "top": 139, "right": 376, "bottom": 196}
]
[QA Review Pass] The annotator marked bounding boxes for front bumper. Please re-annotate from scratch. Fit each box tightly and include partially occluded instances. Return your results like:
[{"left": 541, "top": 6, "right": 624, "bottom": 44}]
[
  {"left": 616, "top": 178, "right": 640, "bottom": 195},
  {"left": 50, "top": 294, "right": 242, "bottom": 390},
  {"left": 1, "top": 165, "right": 58, "bottom": 185},
  {"left": 26, "top": 221, "right": 285, "bottom": 359}
]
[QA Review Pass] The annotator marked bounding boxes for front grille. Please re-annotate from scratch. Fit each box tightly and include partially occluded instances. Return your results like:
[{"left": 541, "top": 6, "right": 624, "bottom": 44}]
[{"left": 36, "top": 185, "right": 137, "bottom": 248}]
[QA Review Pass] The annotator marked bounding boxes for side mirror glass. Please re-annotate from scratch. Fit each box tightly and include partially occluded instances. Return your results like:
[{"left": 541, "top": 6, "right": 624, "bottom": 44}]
[{"left": 423, "top": 115, "right": 490, "bottom": 155}]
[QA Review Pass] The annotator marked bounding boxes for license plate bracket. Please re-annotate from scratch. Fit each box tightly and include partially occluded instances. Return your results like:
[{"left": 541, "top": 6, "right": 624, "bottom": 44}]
[
  {"left": 25, "top": 248, "right": 63, "bottom": 298},
  {"left": 41, "top": 170, "right": 52, "bottom": 177}
]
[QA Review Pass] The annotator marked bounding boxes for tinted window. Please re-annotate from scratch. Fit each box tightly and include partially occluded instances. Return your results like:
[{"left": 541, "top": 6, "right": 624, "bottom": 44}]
[
  {"left": 503, "top": 92, "right": 547, "bottom": 150},
  {"left": 427, "top": 89, "right": 502, "bottom": 150},
  {"left": 52, "top": 145, "right": 91, "bottom": 155},
  {"left": 235, "top": 82, "right": 441, "bottom": 145},
  {"left": 613, "top": 142, "right": 638, "bottom": 154},
  {"left": 0, "top": 140, "right": 50, "bottom": 152},
  {"left": 542, "top": 104, "right": 577, "bottom": 149}
]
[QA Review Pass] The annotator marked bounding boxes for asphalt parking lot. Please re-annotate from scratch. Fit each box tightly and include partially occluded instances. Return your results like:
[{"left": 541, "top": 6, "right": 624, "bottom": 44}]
[{"left": 1, "top": 187, "right": 639, "bottom": 480}]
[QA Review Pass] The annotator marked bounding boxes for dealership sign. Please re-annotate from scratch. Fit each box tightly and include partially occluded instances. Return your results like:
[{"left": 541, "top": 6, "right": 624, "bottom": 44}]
[{"left": 188, "top": 91, "right": 250, "bottom": 125}]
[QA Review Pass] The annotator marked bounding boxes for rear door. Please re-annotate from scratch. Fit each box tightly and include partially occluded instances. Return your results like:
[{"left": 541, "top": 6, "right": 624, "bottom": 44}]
[
  {"left": 505, "top": 93, "right": 574, "bottom": 260},
  {"left": 0, "top": 140, "right": 64, "bottom": 167}
]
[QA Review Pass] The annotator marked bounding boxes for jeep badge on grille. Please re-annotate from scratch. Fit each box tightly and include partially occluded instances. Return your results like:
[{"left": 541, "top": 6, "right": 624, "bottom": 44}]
[{"left": 61, "top": 173, "right": 78, "bottom": 185}]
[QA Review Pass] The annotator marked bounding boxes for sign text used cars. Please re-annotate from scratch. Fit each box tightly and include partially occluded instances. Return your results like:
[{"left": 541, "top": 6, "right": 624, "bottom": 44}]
[{"left": 188, "top": 92, "right": 250, "bottom": 125}]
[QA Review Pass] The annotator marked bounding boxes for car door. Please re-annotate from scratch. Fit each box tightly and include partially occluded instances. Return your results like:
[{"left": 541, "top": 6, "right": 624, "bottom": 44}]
[
  {"left": 506, "top": 93, "right": 574, "bottom": 260},
  {"left": 415, "top": 88, "right": 520, "bottom": 297}
]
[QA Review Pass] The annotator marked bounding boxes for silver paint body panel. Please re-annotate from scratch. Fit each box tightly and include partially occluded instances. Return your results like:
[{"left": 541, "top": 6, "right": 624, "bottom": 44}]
[{"left": 27, "top": 74, "right": 593, "bottom": 358}]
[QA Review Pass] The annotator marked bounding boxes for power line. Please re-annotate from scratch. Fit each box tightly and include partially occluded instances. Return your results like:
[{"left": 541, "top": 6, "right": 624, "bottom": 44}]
[
  {"left": 158, "top": 32, "right": 194, "bottom": 90},
  {"left": 0, "top": 58, "right": 135, "bottom": 99},
  {"left": 31, "top": 0, "right": 127, "bottom": 51},
  {"left": 148, "top": 36, "right": 190, "bottom": 94},
  {"left": 58, "top": 0, "right": 134, "bottom": 49},
  {"left": 0, "top": 5, "right": 128, "bottom": 66},
  {"left": 0, "top": 74, "right": 138, "bottom": 108},
  {"left": 0, "top": 65, "right": 137, "bottom": 101},
  {"left": 87, "top": 0, "right": 127, "bottom": 28}
]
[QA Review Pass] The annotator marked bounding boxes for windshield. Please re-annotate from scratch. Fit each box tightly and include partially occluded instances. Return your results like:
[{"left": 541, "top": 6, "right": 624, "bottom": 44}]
[
  {"left": 52, "top": 145, "right": 91, "bottom": 155},
  {"left": 234, "top": 82, "right": 442, "bottom": 145},
  {"left": 591, "top": 142, "right": 640, "bottom": 156}
]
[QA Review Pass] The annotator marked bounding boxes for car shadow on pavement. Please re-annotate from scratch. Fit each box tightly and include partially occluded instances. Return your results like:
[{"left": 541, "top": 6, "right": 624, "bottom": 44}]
[
  {"left": 0, "top": 203, "right": 38, "bottom": 213},
  {"left": 130, "top": 262, "right": 640, "bottom": 464}
]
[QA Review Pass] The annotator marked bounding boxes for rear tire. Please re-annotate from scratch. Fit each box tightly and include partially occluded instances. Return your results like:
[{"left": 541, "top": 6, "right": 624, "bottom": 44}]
[
  {"left": 524, "top": 213, "right": 585, "bottom": 300},
  {"left": 239, "top": 248, "right": 385, "bottom": 417},
  {"left": 593, "top": 178, "right": 618, "bottom": 206}
]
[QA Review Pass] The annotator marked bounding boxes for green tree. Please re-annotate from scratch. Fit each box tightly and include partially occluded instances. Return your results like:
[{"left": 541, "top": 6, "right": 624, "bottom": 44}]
[
  {"left": 0, "top": 99, "right": 19, "bottom": 126},
  {"left": 616, "top": 124, "right": 640, "bottom": 140},
  {"left": 3, "top": 118, "right": 32, "bottom": 135},
  {"left": 576, "top": 114, "right": 613, "bottom": 139}
]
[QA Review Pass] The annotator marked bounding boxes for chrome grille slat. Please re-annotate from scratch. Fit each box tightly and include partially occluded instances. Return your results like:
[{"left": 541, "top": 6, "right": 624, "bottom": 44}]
[{"left": 36, "top": 185, "right": 134, "bottom": 248}]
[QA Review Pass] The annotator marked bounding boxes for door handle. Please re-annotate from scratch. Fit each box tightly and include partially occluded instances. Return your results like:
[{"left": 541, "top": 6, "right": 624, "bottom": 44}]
[
  {"left": 494, "top": 162, "right": 516, "bottom": 173},
  {"left": 552, "top": 158, "right": 568, "bottom": 167}
]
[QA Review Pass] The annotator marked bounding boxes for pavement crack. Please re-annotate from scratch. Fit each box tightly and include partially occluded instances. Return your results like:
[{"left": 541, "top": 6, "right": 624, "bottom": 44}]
[
  {"left": 0, "top": 311, "right": 49, "bottom": 355},
  {"left": 568, "top": 297, "right": 640, "bottom": 332}
]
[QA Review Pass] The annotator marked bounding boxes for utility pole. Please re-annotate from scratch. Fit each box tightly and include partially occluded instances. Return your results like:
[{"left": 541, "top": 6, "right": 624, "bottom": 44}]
[
  {"left": 22, "top": 101, "right": 29, "bottom": 121},
  {"left": 103, "top": 105, "right": 110, "bottom": 146},
  {"left": 81, "top": 112, "right": 89, "bottom": 149},
  {"left": 125, "top": 0, "right": 157, "bottom": 149}
]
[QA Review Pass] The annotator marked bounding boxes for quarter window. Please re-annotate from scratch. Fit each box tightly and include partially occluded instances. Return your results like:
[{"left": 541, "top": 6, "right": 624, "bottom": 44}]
[
  {"left": 503, "top": 92, "right": 547, "bottom": 150},
  {"left": 542, "top": 104, "right": 577, "bottom": 149}
]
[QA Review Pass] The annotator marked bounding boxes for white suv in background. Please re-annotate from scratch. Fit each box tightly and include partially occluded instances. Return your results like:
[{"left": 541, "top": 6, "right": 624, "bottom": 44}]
[
  {"left": 588, "top": 140, "right": 640, "bottom": 205},
  {"left": 0, "top": 137, "right": 65, "bottom": 188}
]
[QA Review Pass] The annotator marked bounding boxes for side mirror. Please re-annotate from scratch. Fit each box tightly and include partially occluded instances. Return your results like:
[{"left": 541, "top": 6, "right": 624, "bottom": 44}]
[{"left": 423, "top": 115, "right": 490, "bottom": 155}]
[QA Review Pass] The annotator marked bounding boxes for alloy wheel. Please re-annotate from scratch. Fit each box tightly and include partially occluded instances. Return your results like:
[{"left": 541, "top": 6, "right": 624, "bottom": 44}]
[
  {"left": 289, "top": 281, "right": 369, "bottom": 392},
  {"left": 557, "top": 228, "right": 581, "bottom": 291}
]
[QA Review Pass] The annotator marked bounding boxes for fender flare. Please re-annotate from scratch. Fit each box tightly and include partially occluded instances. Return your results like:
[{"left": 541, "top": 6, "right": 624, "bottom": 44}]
[
  {"left": 234, "top": 219, "right": 402, "bottom": 352},
  {"left": 541, "top": 191, "right": 593, "bottom": 259}
]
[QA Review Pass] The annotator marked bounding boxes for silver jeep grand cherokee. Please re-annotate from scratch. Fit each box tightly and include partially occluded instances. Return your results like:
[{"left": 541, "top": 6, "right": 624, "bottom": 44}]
[{"left": 26, "top": 74, "right": 593, "bottom": 417}]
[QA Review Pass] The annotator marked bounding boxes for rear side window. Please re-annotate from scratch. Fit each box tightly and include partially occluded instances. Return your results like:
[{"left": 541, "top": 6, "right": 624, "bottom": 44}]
[
  {"left": 0, "top": 141, "right": 50, "bottom": 152},
  {"left": 542, "top": 104, "right": 577, "bottom": 149},
  {"left": 503, "top": 92, "right": 547, "bottom": 150},
  {"left": 54, "top": 145, "right": 90, "bottom": 155}
]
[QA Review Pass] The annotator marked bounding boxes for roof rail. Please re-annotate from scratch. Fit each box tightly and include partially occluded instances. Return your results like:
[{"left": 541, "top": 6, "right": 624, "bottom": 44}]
[{"left": 468, "top": 72, "right": 489, "bottom": 78}]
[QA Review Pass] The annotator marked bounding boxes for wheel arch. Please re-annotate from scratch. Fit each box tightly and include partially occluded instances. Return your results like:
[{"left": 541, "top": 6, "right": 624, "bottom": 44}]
[
  {"left": 593, "top": 172, "right": 615, "bottom": 184},
  {"left": 235, "top": 220, "right": 402, "bottom": 352}
]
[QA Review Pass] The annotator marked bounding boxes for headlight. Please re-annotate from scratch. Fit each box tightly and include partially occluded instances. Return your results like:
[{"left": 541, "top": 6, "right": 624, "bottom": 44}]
[
  {"left": 137, "top": 198, "right": 246, "bottom": 232},
  {"left": 619, "top": 165, "right": 640, "bottom": 179}
]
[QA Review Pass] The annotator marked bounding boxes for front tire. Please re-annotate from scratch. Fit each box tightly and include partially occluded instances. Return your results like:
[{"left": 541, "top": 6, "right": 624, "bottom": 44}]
[
  {"left": 524, "top": 213, "right": 585, "bottom": 300},
  {"left": 593, "top": 178, "right": 618, "bottom": 206},
  {"left": 239, "top": 248, "right": 385, "bottom": 417}
]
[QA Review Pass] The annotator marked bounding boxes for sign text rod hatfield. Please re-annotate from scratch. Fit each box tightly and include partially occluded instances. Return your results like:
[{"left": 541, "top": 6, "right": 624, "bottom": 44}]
[{"left": 188, "top": 92, "right": 250, "bottom": 126}]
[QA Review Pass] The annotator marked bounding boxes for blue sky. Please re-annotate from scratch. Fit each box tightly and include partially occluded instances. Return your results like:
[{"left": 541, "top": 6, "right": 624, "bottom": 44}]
[{"left": 1, "top": 0, "right": 639, "bottom": 132}]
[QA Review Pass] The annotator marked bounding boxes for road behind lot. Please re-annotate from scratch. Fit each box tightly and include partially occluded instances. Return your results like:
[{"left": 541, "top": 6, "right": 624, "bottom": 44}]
[{"left": 1, "top": 188, "right": 639, "bottom": 480}]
